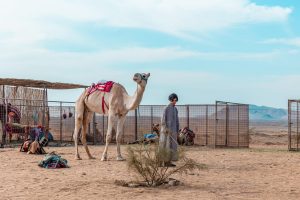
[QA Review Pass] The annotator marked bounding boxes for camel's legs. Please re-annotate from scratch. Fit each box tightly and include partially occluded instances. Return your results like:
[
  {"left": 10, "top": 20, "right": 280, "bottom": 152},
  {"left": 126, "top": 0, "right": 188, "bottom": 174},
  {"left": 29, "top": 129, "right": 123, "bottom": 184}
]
[
  {"left": 101, "top": 114, "right": 116, "bottom": 161},
  {"left": 74, "top": 108, "right": 83, "bottom": 160},
  {"left": 82, "top": 111, "right": 94, "bottom": 159},
  {"left": 116, "top": 116, "right": 126, "bottom": 161}
]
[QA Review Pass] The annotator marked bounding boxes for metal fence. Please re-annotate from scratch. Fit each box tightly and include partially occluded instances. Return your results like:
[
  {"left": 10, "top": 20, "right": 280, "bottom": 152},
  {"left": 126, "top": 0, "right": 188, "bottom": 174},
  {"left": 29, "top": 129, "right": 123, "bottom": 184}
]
[
  {"left": 216, "top": 101, "right": 249, "bottom": 147},
  {"left": 0, "top": 98, "right": 249, "bottom": 148},
  {"left": 288, "top": 100, "right": 300, "bottom": 151}
]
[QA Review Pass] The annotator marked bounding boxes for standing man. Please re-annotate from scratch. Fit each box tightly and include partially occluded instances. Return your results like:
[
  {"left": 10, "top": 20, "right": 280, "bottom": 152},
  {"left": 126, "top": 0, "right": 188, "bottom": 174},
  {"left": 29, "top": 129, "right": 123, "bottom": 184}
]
[{"left": 159, "top": 93, "right": 179, "bottom": 167}]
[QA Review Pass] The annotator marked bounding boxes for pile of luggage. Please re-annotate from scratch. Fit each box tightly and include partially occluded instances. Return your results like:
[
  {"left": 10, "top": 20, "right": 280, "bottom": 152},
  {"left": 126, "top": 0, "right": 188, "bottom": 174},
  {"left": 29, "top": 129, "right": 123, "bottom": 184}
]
[{"left": 38, "top": 152, "right": 69, "bottom": 169}]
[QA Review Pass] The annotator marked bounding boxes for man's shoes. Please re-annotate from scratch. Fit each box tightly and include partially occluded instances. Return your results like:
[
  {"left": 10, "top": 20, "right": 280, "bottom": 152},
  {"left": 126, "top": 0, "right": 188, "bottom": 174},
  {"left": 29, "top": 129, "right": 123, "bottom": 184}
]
[
  {"left": 158, "top": 161, "right": 176, "bottom": 167},
  {"left": 168, "top": 163, "right": 176, "bottom": 167},
  {"left": 164, "top": 162, "right": 176, "bottom": 167}
]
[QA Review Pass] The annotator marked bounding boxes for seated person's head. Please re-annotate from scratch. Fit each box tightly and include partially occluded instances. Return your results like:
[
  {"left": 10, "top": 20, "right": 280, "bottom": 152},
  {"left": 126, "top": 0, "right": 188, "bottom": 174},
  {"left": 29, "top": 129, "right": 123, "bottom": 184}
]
[
  {"left": 152, "top": 123, "right": 160, "bottom": 135},
  {"left": 8, "top": 112, "right": 15, "bottom": 118}
]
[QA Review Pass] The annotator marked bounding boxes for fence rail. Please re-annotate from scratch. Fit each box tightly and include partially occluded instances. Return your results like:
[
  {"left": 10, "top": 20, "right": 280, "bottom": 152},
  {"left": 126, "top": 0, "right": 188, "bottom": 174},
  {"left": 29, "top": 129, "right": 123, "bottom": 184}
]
[{"left": 0, "top": 98, "right": 249, "bottom": 148}]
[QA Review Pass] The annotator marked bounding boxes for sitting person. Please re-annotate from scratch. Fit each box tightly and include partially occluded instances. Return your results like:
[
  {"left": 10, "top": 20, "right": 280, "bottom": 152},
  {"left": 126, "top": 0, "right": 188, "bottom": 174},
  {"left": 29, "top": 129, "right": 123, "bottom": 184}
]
[
  {"left": 27, "top": 140, "right": 40, "bottom": 154},
  {"left": 30, "top": 125, "right": 43, "bottom": 141},
  {"left": 143, "top": 123, "right": 160, "bottom": 142},
  {"left": 178, "top": 127, "right": 195, "bottom": 146},
  {"left": 129, "top": 124, "right": 160, "bottom": 144},
  {"left": 152, "top": 123, "right": 160, "bottom": 136},
  {"left": 26, "top": 140, "right": 46, "bottom": 154},
  {"left": 29, "top": 125, "right": 53, "bottom": 143},
  {"left": 20, "top": 135, "right": 47, "bottom": 154}
]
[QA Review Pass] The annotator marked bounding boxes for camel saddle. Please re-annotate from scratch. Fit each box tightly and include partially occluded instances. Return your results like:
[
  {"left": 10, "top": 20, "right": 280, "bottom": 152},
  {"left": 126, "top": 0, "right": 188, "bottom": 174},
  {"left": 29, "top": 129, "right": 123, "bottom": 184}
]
[{"left": 86, "top": 81, "right": 114, "bottom": 114}]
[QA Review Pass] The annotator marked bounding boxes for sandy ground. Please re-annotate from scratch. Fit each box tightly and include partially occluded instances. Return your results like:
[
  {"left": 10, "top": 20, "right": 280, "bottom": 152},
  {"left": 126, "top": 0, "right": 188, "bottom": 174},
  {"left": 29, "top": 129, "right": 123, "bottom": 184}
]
[{"left": 1, "top": 143, "right": 300, "bottom": 200}]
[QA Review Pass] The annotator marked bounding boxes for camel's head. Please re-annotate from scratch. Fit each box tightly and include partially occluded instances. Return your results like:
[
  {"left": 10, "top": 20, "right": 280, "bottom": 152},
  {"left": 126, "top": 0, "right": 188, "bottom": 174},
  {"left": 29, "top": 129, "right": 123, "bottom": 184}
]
[{"left": 133, "top": 73, "right": 150, "bottom": 86}]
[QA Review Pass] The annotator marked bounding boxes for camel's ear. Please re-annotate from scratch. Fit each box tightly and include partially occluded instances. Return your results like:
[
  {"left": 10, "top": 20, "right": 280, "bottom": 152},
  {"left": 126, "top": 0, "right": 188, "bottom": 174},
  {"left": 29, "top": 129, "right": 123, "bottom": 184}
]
[{"left": 146, "top": 73, "right": 150, "bottom": 77}]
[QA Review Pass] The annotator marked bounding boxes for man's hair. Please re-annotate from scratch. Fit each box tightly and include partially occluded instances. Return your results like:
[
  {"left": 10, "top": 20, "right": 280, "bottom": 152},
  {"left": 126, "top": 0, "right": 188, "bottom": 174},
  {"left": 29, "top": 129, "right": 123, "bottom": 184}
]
[{"left": 168, "top": 93, "right": 178, "bottom": 102}]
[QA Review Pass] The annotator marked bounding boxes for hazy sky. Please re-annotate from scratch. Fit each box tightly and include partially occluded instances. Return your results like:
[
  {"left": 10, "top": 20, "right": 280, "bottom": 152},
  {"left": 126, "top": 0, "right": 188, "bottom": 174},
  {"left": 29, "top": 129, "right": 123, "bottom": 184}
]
[{"left": 1, "top": 0, "right": 299, "bottom": 108}]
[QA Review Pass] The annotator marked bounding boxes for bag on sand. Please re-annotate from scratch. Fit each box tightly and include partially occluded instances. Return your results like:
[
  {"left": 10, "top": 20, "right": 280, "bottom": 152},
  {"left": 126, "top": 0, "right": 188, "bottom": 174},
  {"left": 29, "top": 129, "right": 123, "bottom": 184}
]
[{"left": 38, "top": 152, "right": 69, "bottom": 169}]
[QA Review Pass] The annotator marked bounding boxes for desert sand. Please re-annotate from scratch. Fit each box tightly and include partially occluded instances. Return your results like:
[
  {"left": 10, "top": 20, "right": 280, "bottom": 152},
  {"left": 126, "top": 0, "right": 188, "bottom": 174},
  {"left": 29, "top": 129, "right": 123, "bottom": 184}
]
[{"left": 1, "top": 140, "right": 300, "bottom": 200}]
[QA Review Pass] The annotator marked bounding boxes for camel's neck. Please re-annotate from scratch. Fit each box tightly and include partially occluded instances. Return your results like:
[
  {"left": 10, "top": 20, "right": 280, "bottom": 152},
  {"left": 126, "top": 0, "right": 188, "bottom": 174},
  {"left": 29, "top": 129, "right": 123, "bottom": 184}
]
[{"left": 125, "top": 84, "right": 145, "bottom": 110}]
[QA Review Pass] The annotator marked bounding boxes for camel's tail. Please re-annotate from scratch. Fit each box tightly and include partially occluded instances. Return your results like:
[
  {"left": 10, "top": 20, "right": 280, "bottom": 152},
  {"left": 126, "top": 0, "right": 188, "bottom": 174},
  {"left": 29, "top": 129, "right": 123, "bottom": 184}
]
[{"left": 73, "top": 90, "right": 88, "bottom": 142}]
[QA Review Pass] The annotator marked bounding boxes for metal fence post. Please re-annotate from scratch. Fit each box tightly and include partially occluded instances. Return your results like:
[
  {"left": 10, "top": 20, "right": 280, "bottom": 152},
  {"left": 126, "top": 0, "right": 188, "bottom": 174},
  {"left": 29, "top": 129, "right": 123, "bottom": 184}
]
[
  {"left": 225, "top": 104, "right": 229, "bottom": 147},
  {"left": 288, "top": 100, "right": 291, "bottom": 150},
  {"left": 135, "top": 109, "right": 138, "bottom": 141},
  {"left": 247, "top": 105, "right": 250, "bottom": 148},
  {"left": 150, "top": 106, "right": 153, "bottom": 133},
  {"left": 215, "top": 102, "right": 218, "bottom": 148},
  {"left": 206, "top": 105, "right": 208, "bottom": 146},
  {"left": 186, "top": 105, "right": 190, "bottom": 128},
  {"left": 60, "top": 101, "right": 63, "bottom": 143},
  {"left": 237, "top": 105, "right": 240, "bottom": 148},
  {"left": 297, "top": 102, "right": 299, "bottom": 150}
]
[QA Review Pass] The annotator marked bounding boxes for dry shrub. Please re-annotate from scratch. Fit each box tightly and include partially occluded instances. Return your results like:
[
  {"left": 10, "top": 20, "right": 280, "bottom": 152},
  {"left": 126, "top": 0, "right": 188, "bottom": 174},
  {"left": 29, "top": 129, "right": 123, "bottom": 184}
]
[{"left": 126, "top": 142, "right": 206, "bottom": 187}]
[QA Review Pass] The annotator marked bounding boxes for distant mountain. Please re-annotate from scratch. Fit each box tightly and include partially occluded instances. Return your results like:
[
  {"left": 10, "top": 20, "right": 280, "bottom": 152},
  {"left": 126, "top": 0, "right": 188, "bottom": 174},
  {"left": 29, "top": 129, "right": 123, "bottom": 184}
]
[{"left": 249, "top": 105, "right": 287, "bottom": 121}]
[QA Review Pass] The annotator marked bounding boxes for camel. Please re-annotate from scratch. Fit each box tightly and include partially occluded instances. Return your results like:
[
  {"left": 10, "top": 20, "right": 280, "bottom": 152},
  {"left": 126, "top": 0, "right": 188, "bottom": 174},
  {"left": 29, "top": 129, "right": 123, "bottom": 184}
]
[{"left": 73, "top": 73, "right": 150, "bottom": 161}]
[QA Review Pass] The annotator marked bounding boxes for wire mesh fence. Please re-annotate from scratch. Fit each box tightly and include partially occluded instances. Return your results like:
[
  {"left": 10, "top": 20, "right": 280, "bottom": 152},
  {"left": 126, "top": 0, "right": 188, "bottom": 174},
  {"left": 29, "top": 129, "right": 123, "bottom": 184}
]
[
  {"left": 0, "top": 98, "right": 249, "bottom": 148},
  {"left": 47, "top": 101, "right": 75, "bottom": 143},
  {"left": 288, "top": 100, "right": 300, "bottom": 151},
  {"left": 216, "top": 101, "right": 249, "bottom": 148}
]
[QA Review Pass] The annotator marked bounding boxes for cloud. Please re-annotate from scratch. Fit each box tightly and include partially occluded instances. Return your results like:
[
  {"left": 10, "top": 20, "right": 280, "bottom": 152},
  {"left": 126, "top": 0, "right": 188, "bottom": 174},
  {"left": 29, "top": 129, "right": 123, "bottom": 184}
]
[
  {"left": 0, "top": 1, "right": 296, "bottom": 107},
  {"left": 258, "top": 75, "right": 300, "bottom": 90},
  {"left": 0, "top": 47, "right": 197, "bottom": 68},
  {"left": 0, "top": 0, "right": 292, "bottom": 47},
  {"left": 1, "top": 43, "right": 289, "bottom": 90},
  {"left": 262, "top": 38, "right": 300, "bottom": 47},
  {"left": 0, "top": 45, "right": 283, "bottom": 75}
]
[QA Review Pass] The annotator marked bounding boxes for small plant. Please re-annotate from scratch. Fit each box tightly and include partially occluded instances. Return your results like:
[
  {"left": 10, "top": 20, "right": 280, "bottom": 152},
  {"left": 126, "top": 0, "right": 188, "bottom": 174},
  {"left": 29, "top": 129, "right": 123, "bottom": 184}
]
[{"left": 125, "top": 142, "right": 206, "bottom": 187}]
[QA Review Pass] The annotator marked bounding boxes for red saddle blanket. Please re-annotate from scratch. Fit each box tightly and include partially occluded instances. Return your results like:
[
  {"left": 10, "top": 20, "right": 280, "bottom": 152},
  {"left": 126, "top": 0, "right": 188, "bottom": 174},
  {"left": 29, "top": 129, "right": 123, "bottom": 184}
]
[
  {"left": 87, "top": 81, "right": 114, "bottom": 95},
  {"left": 86, "top": 81, "right": 114, "bottom": 114}
]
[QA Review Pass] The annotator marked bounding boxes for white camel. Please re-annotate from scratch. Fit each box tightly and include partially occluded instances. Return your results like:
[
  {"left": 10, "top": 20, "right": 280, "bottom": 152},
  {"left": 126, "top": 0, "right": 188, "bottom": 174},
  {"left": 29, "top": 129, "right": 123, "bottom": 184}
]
[{"left": 73, "top": 73, "right": 150, "bottom": 161}]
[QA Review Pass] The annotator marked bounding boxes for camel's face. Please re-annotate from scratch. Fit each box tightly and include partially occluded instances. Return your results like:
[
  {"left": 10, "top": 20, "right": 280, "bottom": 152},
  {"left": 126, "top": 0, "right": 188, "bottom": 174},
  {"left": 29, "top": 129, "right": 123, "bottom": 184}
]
[{"left": 133, "top": 73, "right": 150, "bottom": 87}]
